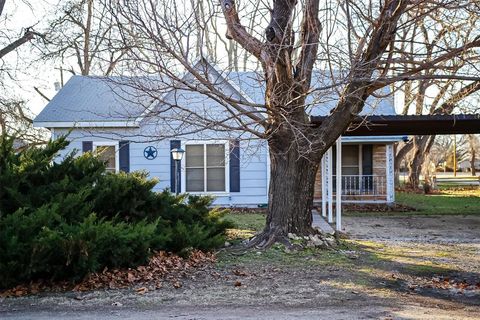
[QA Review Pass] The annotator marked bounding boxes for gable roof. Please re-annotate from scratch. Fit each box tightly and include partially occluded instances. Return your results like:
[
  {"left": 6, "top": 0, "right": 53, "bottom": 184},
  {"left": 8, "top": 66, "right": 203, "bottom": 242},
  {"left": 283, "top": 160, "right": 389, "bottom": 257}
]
[
  {"left": 34, "top": 61, "right": 397, "bottom": 128},
  {"left": 34, "top": 76, "right": 152, "bottom": 128}
]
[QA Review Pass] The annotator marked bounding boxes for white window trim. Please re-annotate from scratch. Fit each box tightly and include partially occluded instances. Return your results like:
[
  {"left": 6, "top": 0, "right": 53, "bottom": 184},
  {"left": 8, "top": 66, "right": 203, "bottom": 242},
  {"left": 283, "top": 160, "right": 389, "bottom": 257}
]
[
  {"left": 181, "top": 140, "right": 230, "bottom": 195},
  {"left": 92, "top": 141, "right": 120, "bottom": 173}
]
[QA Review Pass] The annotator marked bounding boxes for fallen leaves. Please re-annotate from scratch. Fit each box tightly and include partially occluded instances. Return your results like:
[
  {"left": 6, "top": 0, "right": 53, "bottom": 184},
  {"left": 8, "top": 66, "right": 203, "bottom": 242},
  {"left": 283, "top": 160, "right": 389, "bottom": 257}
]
[
  {"left": 322, "top": 202, "right": 416, "bottom": 213},
  {"left": 405, "top": 275, "right": 480, "bottom": 295},
  {"left": 0, "top": 250, "right": 216, "bottom": 298},
  {"left": 77, "top": 250, "right": 214, "bottom": 292}
]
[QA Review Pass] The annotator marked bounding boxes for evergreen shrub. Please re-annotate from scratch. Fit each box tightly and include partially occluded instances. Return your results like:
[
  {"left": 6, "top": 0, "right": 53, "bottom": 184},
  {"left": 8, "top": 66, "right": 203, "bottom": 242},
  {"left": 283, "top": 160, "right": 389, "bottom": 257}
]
[{"left": 0, "top": 135, "right": 231, "bottom": 288}]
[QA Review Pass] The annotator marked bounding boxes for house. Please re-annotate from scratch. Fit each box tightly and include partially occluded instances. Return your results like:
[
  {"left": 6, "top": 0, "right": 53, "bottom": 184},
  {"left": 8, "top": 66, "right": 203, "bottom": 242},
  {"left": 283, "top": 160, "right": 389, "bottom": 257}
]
[
  {"left": 33, "top": 59, "right": 404, "bottom": 207},
  {"left": 458, "top": 159, "right": 480, "bottom": 172}
]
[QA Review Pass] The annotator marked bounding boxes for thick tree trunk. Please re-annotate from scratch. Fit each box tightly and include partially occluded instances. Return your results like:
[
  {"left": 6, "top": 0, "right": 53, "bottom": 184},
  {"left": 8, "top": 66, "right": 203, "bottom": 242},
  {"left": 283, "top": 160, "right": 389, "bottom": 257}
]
[
  {"left": 394, "top": 140, "right": 413, "bottom": 185},
  {"left": 407, "top": 136, "right": 427, "bottom": 188},
  {"left": 249, "top": 141, "right": 319, "bottom": 247},
  {"left": 407, "top": 135, "right": 435, "bottom": 189},
  {"left": 407, "top": 150, "right": 423, "bottom": 189},
  {"left": 220, "top": 0, "right": 409, "bottom": 248}
]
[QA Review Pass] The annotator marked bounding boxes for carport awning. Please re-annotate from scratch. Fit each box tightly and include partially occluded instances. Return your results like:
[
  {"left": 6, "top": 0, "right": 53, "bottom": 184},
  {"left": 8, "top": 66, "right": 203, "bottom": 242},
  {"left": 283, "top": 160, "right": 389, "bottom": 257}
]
[{"left": 310, "top": 114, "right": 480, "bottom": 136}]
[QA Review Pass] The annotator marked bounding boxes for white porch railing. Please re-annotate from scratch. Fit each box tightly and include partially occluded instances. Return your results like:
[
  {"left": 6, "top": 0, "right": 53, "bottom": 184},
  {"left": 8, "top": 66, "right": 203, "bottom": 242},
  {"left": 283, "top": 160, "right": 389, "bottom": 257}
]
[{"left": 333, "top": 175, "right": 387, "bottom": 199}]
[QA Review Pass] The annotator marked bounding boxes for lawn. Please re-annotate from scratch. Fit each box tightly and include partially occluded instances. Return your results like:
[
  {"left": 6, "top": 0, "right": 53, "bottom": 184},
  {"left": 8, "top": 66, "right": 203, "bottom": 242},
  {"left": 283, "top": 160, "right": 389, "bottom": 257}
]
[
  {"left": 221, "top": 188, "right": 480, "bottom": 272},
  {"left": 224, "top": 189, "right": 480, "bottom": 228},
  {"left": 393, "top": 188, "right": 480, "bottom": 216}
]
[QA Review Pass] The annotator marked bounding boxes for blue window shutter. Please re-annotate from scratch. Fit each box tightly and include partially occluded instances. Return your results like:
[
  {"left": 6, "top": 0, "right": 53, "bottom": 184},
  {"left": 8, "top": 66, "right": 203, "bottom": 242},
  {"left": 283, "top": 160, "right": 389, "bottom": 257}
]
[
  {"left": 229, "top": 139, "right": 240, "bottom": 192},
  {"left": 119, "top": 141, "right": 130, "bottom": 173},
  {"left": 82, "top": 141, "right": 93, "bottom": 153},
  {"left": 170, "top": 140, "right": 181, "bottom": 193}
]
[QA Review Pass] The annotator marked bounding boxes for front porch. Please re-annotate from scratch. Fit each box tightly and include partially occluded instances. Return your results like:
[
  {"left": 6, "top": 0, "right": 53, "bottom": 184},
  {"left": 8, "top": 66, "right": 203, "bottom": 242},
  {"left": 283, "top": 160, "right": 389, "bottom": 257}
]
[{"left": 313, "top": 143, "right": 395, "bottom": 205}]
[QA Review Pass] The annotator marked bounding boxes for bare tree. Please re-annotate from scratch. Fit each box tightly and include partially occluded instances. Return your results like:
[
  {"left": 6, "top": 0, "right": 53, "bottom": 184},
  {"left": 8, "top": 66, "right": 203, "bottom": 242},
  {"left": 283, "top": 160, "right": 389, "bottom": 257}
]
[
  {"left": 35, "top": 0, "right": 130, "bottom": 78},
  {"left": 0, "top": 0, "right": 46, "bottom": 143},
  {"left": 109, "top": 0, "right": 480, "bottom": 247},
  {"left": 431, "top": 134, "right": 476, "bottom": 174},
  {"left": 393, "top": 7, "right": 480, "bottom": 188},
  {"left": 398, "top": 82, "right": 480, "bottom": 187}
]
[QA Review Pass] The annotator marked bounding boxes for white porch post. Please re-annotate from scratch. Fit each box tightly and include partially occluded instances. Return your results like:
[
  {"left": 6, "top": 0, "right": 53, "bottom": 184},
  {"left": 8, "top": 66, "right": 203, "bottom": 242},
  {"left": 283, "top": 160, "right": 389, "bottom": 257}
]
[
  {"left": 386, "top": 144, "right": 395, "bottom": 203},
  {"left": 335, "top": 137, "right": 342, "bottom": 231},
  {"left": 327, "top": 146, "right": 333, "bottom": 223},
  {"left": 321, "top": 155, "right": 327, "bottom": 217}
]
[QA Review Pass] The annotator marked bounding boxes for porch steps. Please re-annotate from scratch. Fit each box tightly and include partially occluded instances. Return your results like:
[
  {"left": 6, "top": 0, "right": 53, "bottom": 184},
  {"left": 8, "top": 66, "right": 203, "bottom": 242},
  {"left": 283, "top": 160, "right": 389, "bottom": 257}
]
[{"left": 312, "top": 209, "right": 335, "bottom": 235}]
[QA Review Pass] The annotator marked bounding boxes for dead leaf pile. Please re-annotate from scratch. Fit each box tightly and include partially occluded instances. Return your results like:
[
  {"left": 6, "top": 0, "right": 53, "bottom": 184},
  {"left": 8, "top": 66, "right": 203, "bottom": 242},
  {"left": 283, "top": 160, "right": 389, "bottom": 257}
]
[
  {"left": 332, "top": 203, "right": 416, "bottom": 213},
  {"left": 0, "top": 250, "right": 216, "bottom": 298},
  {"left": 407, "top": 276, "right": 480, "bottom": 294}
]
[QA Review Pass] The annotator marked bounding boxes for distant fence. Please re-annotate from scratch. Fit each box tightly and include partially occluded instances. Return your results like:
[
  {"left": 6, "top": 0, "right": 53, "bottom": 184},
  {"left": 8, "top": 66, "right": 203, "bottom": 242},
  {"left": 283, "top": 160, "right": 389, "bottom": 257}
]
[{"left": 433, "top": 176, "right": 480, "bottom": 187}]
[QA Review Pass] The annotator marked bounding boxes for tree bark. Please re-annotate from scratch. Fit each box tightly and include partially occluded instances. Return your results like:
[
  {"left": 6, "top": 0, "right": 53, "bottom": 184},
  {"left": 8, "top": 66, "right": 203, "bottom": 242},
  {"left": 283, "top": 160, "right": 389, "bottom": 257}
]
[
  {"left": 407, "top": 135, "right": 435, "bottom": 188},
  {"left": 407, "top": 136, "right": 427, "bottom": 188},
  {"left": 394, "top": 139, "right": 413, "bottom": 185},
  {"left": 250, "top": 138, "right": 318, "bottom": 247}
]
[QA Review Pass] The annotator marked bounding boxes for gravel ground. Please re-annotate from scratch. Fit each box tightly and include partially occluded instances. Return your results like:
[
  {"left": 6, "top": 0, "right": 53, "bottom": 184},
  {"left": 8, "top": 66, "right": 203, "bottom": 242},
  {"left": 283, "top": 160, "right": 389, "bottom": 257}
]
[
  {"left": 344, "top": 215, "right": 480, "bottom": 244},
  {"left": 1, "top": 215, "right": 479, "bottom": 320}
]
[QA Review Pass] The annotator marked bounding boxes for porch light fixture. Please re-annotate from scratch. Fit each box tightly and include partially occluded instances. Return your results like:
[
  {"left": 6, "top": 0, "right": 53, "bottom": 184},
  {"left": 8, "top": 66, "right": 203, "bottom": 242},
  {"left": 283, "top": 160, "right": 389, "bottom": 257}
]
[
  {"left": 171, "top": 148, "right": 185, "bottom": 161},
  {"left": 171, "top": 148, "right": 185, "bottom": 195}
]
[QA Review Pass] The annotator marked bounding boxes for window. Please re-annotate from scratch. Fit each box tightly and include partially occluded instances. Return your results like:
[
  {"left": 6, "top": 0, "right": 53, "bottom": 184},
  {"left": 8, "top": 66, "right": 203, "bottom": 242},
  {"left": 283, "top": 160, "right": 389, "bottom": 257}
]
[
  {"left": 341, "top": 145, "right": 360, "bottom": 175},
  {"left": 333, "top": 145, "right": 363, "bottom": 191},
  {"left": 94, "top": 143, "right": 118, "bottom": 173},
  {"left": 185, "top": 143, "right": 227, "bottom": 192},
  {"left": 333, "top": 145, "right": 360, "bottom": 175}
]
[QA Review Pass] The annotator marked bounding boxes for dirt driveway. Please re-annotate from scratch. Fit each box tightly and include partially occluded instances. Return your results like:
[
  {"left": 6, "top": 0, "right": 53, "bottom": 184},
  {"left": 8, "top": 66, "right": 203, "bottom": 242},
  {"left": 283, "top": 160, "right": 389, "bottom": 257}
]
[
  {"left": 344, "top": 215, "right": 480, "bottom": 244},
  {"left": 1, "top": 215, "right": 479, "bottom": 320}
]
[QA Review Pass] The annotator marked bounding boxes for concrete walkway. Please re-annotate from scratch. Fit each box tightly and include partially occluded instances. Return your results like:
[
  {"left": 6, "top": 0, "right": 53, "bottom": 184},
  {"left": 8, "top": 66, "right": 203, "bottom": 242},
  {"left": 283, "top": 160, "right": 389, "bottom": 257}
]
[{"left": 312, "top": 209, "right": 334, "bottom": 234}]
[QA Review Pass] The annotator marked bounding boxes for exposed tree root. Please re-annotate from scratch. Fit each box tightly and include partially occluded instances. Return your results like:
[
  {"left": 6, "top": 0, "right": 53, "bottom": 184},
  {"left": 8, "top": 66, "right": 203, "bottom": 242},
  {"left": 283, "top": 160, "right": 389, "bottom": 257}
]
[
  {"left": 246, "top": 227, "right": 337, "bottom": 250},
  {"left": 247, "top": 231, "right": 290, "bottom": 249}
]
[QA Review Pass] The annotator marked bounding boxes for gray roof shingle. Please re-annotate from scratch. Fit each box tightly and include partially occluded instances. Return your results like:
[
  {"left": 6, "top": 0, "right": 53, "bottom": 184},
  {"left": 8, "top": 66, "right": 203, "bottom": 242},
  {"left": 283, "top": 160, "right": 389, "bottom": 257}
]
[
  {"left": 34, "top": 76, "right": 152, "bottom": 123},
  {"left": 34, "top": 70, "right": 396, "bottom": 125}
]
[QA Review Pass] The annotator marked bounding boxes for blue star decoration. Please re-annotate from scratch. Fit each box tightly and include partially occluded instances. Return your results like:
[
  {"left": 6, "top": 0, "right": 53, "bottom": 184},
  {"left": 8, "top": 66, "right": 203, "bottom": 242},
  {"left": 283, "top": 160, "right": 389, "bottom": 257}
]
[{"left": 143, "top": 146, "right": 158, "bottom": 160}]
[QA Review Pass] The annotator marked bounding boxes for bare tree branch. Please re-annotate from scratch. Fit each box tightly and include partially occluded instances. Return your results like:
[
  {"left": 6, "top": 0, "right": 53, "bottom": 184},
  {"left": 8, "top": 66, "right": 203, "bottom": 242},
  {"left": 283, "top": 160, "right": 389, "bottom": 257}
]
[
  {"left": 220, "top": 0, "right": 263, "bottom": 60},
  {"left": 294, "top": 0, "right": 321, "bottom": 89},
  {"left": 0, "top": 0, "right": 5, "bottom": 17},
  {"left": 0, "top": 29, "right": 39, "bottom": 59},
  {"left": 33, "top": 87, "right": 51, "bottom": 102}
]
